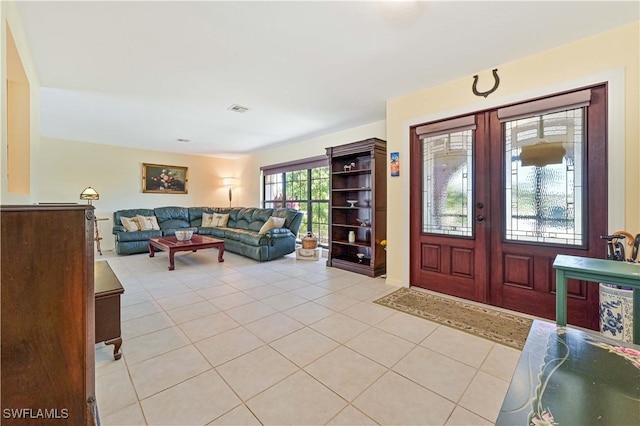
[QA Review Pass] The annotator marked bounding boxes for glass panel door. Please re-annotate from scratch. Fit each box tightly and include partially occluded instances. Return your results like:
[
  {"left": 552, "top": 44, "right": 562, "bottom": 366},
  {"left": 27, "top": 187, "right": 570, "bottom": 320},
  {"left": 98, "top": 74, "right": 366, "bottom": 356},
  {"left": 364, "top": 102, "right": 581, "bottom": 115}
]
[
  {"left": 422, "top": 129, "right": 474, "bottom": 237},
  {"left": 503, "top": 109, "right": 584, "bottom": 246}
]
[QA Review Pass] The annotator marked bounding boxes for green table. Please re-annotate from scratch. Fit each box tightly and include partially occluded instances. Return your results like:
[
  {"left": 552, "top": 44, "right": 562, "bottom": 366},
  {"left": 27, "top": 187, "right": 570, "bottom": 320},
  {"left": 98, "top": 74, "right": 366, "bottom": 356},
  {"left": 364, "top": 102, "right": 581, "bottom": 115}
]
[
  {"left": 553, "top": 254, "right": 640, "bottom": 344},
  {"left": 497, "top": 320, "right": 640, "bottom": 425}
]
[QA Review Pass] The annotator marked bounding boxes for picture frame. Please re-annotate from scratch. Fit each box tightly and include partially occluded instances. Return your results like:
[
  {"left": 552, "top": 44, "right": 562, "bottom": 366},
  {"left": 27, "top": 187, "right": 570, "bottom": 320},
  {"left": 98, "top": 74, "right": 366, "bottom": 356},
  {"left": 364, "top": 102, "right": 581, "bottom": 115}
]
[
  {"left": 390, "top": 152, "right": 400, "bottom": 177},
  {"left": 142, "top": 163, "right": 188, "bottom": 194}
]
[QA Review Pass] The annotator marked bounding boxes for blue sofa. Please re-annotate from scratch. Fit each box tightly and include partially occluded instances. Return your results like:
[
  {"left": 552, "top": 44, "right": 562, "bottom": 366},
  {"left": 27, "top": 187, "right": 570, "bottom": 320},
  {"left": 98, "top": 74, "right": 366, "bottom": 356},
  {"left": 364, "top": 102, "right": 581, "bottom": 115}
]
[{"left": 112, "top": 206, "right": 304, "bottom": 261}]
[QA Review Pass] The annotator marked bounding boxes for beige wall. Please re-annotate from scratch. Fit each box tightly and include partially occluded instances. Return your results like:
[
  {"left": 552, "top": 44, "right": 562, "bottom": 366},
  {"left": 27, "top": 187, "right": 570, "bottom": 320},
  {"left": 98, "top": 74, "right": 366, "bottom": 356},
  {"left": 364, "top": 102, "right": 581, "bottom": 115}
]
[
  {"left": 386, "top": 22, "right": 640, "bottom": 287},
  {"left": 6, "top": 26, "right": 30, "bottom": 194},
  {"left": 1, "top": 2, "right": 40, "bottom": 204},
  {"left": 240, "top": 120, "right": 386, "bottom": 204},
  {"left": 39, "top": 137, "right": 241, "bottom": 251}
]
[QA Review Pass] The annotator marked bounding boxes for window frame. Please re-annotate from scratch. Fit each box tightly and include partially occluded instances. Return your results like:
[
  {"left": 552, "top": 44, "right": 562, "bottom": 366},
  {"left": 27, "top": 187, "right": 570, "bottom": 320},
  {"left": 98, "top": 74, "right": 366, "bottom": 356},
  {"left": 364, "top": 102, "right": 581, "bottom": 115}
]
[{"left": 261, "top": 156, "right": 330, "bottom": 246}]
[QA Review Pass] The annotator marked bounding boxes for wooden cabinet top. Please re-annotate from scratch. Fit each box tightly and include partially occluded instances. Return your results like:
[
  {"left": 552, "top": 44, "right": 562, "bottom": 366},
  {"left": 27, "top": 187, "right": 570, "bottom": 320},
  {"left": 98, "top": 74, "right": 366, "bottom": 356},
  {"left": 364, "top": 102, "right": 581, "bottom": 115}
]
[
  {"left": 1, "top": 204, "right": 94, "bottom": 213},
  {"left": 95, "top": 261, "right": 125, "bottom": 296},
  {"left": 325, "top": 138, "right": 386, "bottom": 158}
]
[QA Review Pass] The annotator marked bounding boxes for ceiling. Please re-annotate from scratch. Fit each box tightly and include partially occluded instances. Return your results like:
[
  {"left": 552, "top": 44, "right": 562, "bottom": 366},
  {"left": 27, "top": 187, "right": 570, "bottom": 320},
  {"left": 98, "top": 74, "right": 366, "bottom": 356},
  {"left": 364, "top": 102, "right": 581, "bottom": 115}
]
[{"left": 16, "top": 1, "right": 639, "bottom": 158}]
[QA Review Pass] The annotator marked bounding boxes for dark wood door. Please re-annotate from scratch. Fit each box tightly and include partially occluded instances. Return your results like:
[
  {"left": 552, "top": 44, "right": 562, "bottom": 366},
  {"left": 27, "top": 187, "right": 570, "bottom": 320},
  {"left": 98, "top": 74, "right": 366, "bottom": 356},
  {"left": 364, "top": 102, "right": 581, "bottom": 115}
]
[
  {"left": 409, "top": 114, "right": 490, "bottom": 303},
  {"left": 410, "top": 85, "right": 608, "bottom": 330}
]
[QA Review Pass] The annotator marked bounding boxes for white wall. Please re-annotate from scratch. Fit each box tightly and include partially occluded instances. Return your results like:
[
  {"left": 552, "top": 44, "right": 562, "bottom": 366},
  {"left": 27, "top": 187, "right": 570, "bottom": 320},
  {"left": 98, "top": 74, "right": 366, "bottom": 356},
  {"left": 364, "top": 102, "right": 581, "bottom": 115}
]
[{"left": 39, "top": 137, "right": 241, "bottom": 251}]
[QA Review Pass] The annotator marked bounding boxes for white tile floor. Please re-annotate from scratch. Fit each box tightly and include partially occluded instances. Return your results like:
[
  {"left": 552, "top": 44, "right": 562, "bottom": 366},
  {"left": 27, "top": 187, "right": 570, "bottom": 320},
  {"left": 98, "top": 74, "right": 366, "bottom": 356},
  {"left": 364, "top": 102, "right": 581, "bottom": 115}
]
[{"left": 95, "top": 249, "right": 521, "bottom": 425}]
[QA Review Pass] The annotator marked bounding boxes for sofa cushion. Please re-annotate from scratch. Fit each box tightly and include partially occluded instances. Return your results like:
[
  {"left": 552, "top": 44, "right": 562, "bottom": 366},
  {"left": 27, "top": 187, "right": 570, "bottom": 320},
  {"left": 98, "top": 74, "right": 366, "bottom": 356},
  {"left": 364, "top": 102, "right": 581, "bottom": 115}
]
[
  {"left": 117, "top": 229, "right": 162, "bottom": 241},
  {"left": 236, "top": 208, "right": 273, "bottom": 232},
  {"left": 222, "top": 208, "right": 242, "bottom": 227},
  {"left": 272, "top": 208, "right": 301, "bottom": 230},
  {"left": 162, "top": 227, "right": 198, "bottom": 237},
  {"left": 154, "top": 207, "right": 191, "bottom": 230},
  {"left": 224, "top": 229, "right": 267, "bottom": 246},
  {"left": 198, "top": 226, "right": 226, "bottom": 238},
  {"left": 115, "top": 208, "right": 155, "bottom": 218},
  {"left": 155, "top": 206, "right": 189, "bottom": 223},
  {"left": 258, "top": 216, "right": 285, "bottom": 234},
  {"left": 234, "top": 208, "right": 256, "bottom": 230},
  {"left": 159, "top": 219, "right": 191, "bottom": 230}
]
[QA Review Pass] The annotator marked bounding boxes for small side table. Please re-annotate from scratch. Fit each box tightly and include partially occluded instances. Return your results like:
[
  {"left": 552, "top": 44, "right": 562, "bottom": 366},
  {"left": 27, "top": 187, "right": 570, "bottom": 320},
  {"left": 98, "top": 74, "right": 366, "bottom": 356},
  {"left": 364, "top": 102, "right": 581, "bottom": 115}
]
[
  {"left": 553, "top": 254, "right": 640, "bottom": 344},
  {"left": 94, "top": 217, "right": 108, "bottom": 255}
]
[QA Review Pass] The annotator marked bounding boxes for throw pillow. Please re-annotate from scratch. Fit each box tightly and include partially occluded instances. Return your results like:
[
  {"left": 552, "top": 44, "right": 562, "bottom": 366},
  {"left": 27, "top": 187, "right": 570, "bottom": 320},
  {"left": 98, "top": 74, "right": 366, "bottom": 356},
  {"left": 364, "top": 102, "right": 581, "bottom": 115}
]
[
  {"left": 201, "top": 212, "right": 229, "bottom": 227},
  {"left": 213, "top": 213, "right": 230, "bottom": 227},
  {"left": 121, "top": 216, "right": 140, "bottom": 232},
  {"left": 201, "top": 212, "right": 214, "bottom": 227},
  {"left": 258, "top": 216, "right": 285, "bottom": 234},
  {"left": 136, "top": 215, "right": 160, "bottom": 231}
]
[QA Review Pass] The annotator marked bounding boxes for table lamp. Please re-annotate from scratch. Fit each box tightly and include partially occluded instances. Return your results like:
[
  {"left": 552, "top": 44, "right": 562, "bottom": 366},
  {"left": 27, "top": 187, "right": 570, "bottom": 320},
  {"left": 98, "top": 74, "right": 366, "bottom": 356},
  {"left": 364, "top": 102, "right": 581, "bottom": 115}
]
[{"left": 80, "top": 186, "right": 99, "bottom": 205}]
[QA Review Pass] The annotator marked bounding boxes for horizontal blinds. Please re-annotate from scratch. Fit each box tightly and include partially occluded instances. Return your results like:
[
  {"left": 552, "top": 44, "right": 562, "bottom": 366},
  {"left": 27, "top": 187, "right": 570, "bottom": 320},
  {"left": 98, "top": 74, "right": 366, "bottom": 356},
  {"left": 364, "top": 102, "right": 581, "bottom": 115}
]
[
  {"left": 497, "top": 89, "right": 591, "bottom": 122},
  {"left": 415, "top": 115, "right": 476, "bottom": 139},
  {"left": 261, "top": 155, "right": 328, "bottom": 175}
]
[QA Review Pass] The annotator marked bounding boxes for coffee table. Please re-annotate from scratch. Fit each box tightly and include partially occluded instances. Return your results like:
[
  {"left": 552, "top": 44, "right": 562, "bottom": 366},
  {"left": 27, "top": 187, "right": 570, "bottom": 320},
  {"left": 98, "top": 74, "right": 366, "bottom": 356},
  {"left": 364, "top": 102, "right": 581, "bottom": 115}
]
[{"left": 148, "top": 234, "right": 225, "bottom": 270}]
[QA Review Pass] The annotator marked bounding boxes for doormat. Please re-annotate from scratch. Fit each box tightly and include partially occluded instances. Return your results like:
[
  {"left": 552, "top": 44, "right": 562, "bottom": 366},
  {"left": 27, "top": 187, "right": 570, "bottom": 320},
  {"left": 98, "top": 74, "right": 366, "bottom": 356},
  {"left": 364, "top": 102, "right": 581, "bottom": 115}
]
[{"left": 373, "top": 287, "right": 532, "bottom": 350}]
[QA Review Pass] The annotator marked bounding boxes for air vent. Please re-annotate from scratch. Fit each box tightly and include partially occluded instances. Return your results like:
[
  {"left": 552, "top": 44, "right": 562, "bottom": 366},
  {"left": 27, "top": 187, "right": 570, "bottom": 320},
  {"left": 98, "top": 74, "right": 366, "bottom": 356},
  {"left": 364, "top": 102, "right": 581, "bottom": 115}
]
[
  {"left": 227, "top": 104, "right": 250, "bottom": 113},
  {"left": 176, "top": 138, "right": 190, "bottom": 143}
]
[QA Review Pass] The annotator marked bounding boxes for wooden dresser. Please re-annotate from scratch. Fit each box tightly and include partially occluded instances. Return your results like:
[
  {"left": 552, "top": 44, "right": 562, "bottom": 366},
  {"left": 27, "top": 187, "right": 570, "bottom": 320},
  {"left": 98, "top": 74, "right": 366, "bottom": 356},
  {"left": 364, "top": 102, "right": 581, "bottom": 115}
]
[{"left": 1, "top": 204, "right": 98, "bottom": 425}]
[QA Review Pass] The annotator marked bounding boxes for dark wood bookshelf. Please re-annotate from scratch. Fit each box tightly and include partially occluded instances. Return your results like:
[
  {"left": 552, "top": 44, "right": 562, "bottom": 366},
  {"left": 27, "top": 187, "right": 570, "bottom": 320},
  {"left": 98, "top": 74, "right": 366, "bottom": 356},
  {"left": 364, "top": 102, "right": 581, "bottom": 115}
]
[{"left": 325, "top": 138, "right": 386, "bottom": 277}]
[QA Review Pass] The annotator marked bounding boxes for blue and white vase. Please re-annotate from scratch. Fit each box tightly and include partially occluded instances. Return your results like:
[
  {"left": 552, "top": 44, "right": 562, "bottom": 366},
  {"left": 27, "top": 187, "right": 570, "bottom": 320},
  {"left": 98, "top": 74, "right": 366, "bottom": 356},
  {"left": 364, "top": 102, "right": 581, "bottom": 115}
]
[{"left": 599, "top": 283, "right": 634, "bottom": 342}]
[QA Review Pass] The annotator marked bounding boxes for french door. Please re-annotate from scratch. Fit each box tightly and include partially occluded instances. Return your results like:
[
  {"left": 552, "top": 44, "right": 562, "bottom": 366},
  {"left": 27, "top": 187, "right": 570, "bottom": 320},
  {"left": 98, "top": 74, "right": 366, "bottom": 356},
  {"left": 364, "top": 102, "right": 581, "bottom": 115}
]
[{"left": 409, "top": 85, "right": 607, "bottom": 330}]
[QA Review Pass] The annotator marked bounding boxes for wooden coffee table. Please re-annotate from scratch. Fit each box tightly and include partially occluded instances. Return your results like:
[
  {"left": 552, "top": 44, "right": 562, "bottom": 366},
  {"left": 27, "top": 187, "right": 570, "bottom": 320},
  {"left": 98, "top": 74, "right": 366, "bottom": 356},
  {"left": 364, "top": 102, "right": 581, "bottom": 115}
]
[{"left": 148, "top": 234, "right": 225, "bottom": 270}]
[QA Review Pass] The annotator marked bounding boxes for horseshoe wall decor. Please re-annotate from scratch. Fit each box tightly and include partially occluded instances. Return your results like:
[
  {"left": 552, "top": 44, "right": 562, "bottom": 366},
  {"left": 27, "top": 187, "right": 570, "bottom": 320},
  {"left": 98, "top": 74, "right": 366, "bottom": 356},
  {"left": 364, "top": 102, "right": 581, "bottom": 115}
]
[{"left": 472, "top": 68, "right": 500, "bottom": 98}]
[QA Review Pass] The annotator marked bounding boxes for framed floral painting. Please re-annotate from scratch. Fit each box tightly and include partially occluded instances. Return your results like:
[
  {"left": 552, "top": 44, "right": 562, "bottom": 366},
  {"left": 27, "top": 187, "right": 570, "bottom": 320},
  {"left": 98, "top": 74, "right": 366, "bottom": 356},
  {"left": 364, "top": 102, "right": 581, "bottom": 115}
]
[{"left": 142, "top": 163, "right": 188, "bottom": 194}]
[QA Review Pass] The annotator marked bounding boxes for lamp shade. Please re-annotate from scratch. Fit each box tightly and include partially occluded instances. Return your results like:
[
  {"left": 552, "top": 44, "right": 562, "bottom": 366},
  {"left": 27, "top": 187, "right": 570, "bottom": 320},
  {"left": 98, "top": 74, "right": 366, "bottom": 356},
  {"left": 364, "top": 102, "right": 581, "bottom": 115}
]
[
  {"left": 223, "top": 177, "right": 237, "bottom": 188},
  {"left": 80, "top": 186, "right": 99, "bottom": 201}
]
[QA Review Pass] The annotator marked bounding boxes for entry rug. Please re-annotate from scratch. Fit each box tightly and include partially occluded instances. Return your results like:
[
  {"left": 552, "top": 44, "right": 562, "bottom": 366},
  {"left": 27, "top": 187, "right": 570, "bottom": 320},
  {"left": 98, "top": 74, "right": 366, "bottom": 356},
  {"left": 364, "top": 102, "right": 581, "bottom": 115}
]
[{"left": 374, "top": 287, "right": 532, "bottom": 350}]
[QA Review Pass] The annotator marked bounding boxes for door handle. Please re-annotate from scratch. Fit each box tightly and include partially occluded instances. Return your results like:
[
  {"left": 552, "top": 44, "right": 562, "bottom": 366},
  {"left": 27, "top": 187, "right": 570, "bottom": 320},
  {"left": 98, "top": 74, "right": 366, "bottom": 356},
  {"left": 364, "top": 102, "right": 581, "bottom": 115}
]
[{"left": 476, "top": 215, "right": 485, "bottom": 222}]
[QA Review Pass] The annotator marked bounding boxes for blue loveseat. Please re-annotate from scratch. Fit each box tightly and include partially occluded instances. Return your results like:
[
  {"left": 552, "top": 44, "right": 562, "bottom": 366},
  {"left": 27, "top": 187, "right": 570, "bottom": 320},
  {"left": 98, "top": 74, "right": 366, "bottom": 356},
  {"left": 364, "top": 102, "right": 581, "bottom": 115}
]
[{"left": 112, "top": 206, "right": 304, "bottom": 261}]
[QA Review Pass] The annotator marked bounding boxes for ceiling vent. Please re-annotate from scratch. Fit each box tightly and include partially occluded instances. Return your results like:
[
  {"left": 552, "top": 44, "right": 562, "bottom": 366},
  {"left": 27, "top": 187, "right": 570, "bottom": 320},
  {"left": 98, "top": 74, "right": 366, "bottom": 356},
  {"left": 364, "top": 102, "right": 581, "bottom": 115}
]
[{"left": 227, "top": 104, "right": 250, "bottom": 113}]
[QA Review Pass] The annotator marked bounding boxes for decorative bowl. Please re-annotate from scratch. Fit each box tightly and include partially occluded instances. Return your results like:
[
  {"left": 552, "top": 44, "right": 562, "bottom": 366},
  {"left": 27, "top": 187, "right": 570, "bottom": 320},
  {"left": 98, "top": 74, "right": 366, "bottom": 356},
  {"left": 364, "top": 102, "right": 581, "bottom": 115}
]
[
  {"left": 356, "top": 218, "right": 370, "bottom": 227},
  {"left": 175, "top": 230, "right": 193, "bottom": 241},
  {"left": 346, "top": 200, "right": 358, "bottom": 208}
]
